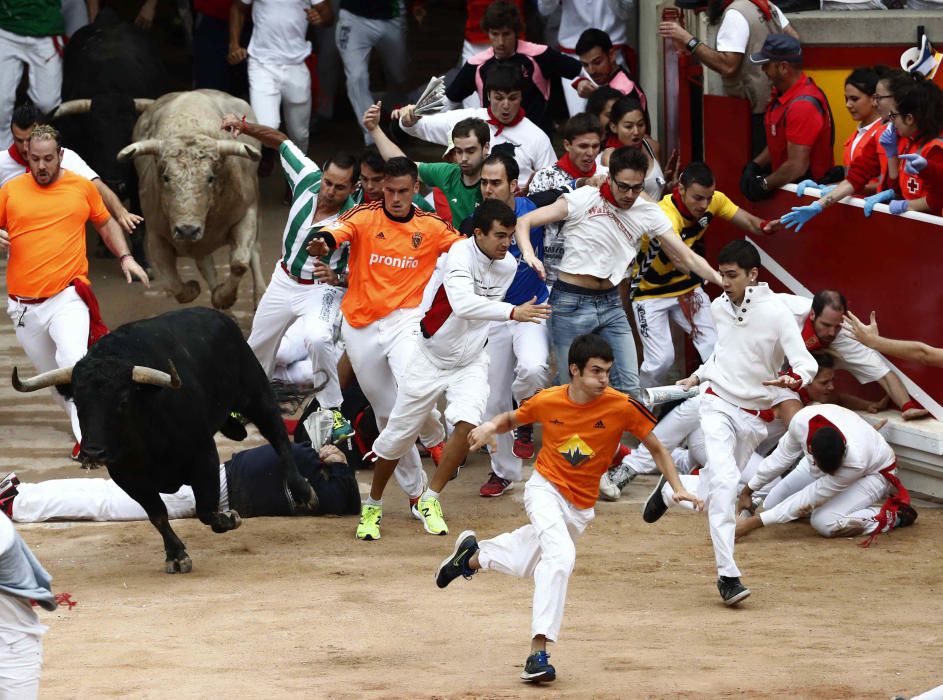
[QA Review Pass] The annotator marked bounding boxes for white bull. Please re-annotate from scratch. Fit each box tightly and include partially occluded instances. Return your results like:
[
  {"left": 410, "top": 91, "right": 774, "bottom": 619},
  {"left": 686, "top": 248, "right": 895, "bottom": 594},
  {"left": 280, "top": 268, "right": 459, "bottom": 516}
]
[{"left": 118, "top": 89, "right": 265, "bottom": 309}]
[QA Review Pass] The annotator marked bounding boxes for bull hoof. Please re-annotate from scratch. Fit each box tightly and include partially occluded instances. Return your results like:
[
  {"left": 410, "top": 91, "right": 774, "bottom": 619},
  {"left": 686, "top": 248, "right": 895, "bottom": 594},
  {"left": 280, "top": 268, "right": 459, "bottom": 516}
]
[
  {"left": 210, "top": 285, "right": 237, "bottom": 310},
  {"left": 165, "top": 553, "right": 193, "bottom": 574},
  {"left": 291, "top": 482, "right": 318, "bottom": 513},
  {"left": 211, "top": 510, "right": 242, "bottom": 533},
  {"left": 231, "top": 260, "right": 248, "bottom": 276},
  {"left": 174, "top": 280, "right": 201, "bottom": 304}
]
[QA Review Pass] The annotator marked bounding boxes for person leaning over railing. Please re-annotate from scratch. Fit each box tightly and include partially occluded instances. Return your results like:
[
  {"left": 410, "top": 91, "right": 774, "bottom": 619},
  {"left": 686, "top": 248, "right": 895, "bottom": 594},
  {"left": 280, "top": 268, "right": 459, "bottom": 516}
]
[{"left": 844, "top": 311, "right": 943, "bottom": 369}]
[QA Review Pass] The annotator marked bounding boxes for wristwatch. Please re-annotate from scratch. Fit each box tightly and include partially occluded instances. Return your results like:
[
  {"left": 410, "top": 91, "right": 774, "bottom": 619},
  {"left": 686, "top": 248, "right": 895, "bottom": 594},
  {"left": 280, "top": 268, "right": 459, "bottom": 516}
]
[
  {"left": 761, "top": 178, "right": 769, "bottom": 191},
  {"left": 686, "top": 36, "right": 702, "bottom": 53}
]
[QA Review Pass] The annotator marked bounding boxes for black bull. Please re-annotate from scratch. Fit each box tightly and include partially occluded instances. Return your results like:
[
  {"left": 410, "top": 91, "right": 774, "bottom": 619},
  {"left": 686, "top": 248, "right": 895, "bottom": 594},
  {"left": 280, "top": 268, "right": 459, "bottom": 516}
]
[{"left": 12, "top": 308, "right": 316, "bottom": 573}]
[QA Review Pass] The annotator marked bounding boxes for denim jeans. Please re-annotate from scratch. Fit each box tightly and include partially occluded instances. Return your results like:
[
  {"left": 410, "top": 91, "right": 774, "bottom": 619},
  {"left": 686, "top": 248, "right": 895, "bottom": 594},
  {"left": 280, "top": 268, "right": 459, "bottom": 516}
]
[{"left": 549, "top": 281, "right": 641, "bottom": 400}]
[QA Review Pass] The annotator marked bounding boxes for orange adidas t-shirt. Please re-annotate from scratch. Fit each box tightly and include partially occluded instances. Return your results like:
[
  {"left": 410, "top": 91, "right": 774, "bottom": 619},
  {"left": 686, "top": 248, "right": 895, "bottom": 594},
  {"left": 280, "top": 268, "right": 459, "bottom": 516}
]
[
  {"left": 324, "top": 201, "right": 462, "bottom": 328},
  {"left": 516, "top": 385, "right": 657, "bottom": 509},
  {"left": 0, "top": 171, "right": 109, "bottom": 298}
]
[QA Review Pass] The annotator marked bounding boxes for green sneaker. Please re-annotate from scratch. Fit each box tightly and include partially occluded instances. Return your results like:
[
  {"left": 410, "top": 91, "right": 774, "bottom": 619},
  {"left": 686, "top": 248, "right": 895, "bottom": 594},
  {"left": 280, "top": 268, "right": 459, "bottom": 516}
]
[
  {"left": 330, "top": 408, "right": 355, "bottom": 443},
  {"left": 356, "top": 504, "right": 382, "bottom": 541},
  {"left": 417, "top": 493, "right": 449, "bottom": 536}
]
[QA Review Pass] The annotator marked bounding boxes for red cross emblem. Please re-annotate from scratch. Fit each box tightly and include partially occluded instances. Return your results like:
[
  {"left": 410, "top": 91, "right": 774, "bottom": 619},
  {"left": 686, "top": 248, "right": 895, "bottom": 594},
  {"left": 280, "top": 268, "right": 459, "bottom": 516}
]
[{"left": 907, "top": 176, "right": 920, "bottom": 195}]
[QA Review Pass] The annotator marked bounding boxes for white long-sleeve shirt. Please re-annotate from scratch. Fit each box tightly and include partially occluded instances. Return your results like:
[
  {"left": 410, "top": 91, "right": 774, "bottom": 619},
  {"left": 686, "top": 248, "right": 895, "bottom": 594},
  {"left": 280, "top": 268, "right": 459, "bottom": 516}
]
[
  {"left": 537, "top": 0, "right": 633, "bottom": 50},
  {"left": 778, "top": 293, "right": 891, "bottom": 384},
  {"left": 752, "top": 404, "right": 896, "bottom": 526},
  {"left": 420, "top": 237, "right": 517, "bottom": 370},
  {"left": 693, "top": 283, "right": 818, "bottom": 409},
  {"left": 399, "top": 107, "right": 556, "bottom": 188}
]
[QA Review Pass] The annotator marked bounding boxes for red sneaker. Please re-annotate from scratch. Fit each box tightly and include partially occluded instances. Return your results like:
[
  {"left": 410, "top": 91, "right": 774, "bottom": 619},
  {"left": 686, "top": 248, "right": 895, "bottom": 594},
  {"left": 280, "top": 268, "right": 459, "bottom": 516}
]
[
  {"left": 70, "top": 442, "right": 82, "bottom": 462},
  {"left": 512, "top": 425, "right": 534, "bottom": 459},
  {"left": 610, "top": 443, "right": 631, "bottom": 468},
  {"left": 479, "top": 472, "right": 513, "bottom": 497},
  {"left": 427, "top": 441, "right": 445, "bottom": 466}
]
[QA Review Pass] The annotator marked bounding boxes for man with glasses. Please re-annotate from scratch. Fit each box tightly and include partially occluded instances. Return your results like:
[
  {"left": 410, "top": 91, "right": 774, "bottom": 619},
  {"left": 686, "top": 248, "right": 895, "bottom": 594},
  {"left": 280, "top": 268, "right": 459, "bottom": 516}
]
[{"left": 513, "top": 147, "right": 722, "bottom": 400}]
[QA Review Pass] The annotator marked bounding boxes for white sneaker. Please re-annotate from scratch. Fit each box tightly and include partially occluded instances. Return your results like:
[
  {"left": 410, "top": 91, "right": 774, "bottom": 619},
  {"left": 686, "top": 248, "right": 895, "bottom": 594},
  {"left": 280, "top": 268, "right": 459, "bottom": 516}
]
[{"left": 599, "top": 470, "right": 622, "bottom": 502}]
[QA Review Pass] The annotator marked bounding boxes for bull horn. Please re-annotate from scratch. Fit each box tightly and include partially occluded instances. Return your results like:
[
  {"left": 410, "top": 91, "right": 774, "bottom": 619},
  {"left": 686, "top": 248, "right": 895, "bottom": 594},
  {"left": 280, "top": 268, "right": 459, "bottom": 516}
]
[
  {"left": 133, "top": 98, "right": 155, "bottom": 113},
  {"left": 52, "top": 99, "right": 93, "bottom": 118},
  {"left": 12, "top": 365, "right": 74, "bottom": 392},
  {"left": 216, "top": 140, "right": 262, "bottom": 162},
  {"left": 117, "top": 139, "right": 163, "bottom": 162},
  {"left": 131, "top": 361, "right": 182, "bottom": 389}
]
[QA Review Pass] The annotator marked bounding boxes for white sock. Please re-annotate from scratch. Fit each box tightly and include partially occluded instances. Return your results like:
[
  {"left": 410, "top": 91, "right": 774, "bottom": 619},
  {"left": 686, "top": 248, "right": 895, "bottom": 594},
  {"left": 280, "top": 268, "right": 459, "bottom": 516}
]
[
  {"left": 423, "top": 489, "right": 440, "bottom": 502},
  {"left": 366, "top": 496, "right": 381, "bottom": 507}
]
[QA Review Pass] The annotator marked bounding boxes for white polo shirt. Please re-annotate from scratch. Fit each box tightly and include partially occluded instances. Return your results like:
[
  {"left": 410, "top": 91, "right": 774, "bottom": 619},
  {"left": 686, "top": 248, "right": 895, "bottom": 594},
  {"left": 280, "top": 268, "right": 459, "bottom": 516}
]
[{"left": 242, "top": 0, "right": 312, "bottom": 65}]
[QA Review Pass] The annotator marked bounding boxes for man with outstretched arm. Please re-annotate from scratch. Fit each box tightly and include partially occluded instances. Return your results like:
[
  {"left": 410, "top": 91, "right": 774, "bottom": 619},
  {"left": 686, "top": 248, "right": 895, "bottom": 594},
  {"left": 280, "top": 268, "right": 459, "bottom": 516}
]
[{"left": 434, "top": 333, "right": 699, "bottom": 685}]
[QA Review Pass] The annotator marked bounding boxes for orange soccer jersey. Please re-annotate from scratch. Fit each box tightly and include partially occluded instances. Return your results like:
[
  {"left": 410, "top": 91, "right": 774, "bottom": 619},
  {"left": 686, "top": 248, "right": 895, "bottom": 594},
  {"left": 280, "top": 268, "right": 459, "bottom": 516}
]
[
  {"left": 516, "top": 385, "right": 657, "bottom": 509},
  {"left": 324, "top": 201, "right": 462, "bottom": 328},
  {"left": 0, "top": 171, "right": 109, "bottom": 298}
]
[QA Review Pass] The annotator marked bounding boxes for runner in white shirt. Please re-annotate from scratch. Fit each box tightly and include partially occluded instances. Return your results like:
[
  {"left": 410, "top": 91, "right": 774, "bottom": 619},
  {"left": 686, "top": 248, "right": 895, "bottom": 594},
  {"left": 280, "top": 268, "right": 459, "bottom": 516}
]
[
  {"left": 645, "top": 239, "right": 817, "bottom": 608},
  {"left": 735, "top": 404, "right": 917, "bottom": 543},
  {"left": 516, "top": 146, "right": 721, "bottom": 401},
  {"left": 398, "top": 64, "right": 556, "bottom": 190},
  {"left": 355, "top": 199, "right": 551, "bottom": 541},
  {"left": 228, "top": 0, "right": 315, "bottom": 154}
]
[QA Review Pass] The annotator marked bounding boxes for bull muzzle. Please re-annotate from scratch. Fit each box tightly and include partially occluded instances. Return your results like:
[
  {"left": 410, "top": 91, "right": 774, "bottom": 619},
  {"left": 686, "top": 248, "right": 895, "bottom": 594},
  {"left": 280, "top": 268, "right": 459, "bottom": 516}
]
[
  {"left": 132, "top": 361, "right": 182, "bottom": 389},
  {"left": 173, "top": 224, "right": 203, "bottom": 241},
  {"left": 12, "top": 366, "right": 73, "bottom": 392}
]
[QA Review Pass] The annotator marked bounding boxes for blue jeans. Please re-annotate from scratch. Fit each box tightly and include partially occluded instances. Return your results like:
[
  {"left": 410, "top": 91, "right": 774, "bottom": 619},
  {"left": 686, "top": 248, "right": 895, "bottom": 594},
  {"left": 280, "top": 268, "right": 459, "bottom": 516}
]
[{"left": 549, "top": 281, "right": 641, "bottom": 400}]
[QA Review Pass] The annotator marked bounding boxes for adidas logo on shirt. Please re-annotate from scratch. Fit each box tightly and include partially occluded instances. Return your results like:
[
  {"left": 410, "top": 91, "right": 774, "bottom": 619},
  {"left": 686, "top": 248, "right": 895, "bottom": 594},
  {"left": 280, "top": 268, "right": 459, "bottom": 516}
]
[
  {"left": 375, "top": 231, "right": 386, "bottom": 239},
  {"left": 593, "top": 420, "right": 606, "bottom": 429}
]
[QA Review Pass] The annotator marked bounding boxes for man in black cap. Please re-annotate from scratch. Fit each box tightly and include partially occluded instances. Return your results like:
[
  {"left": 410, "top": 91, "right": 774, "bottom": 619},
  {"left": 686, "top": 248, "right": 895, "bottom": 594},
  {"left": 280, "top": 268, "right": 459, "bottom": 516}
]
[{"left": 740, "top": 34, "right": 835, "bottom": 201}]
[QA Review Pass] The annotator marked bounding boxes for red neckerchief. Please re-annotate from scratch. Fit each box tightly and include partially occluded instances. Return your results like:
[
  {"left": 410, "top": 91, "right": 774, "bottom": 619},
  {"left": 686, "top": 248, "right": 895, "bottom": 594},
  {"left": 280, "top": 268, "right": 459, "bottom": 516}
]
[
  {"left": 486, "top": 106, "right": 526, "bottom": 136},
  {"left": 557, "top": 152, "right": 595, "bottom": 179},
  {"left": 671, "top": 185, "right": 697, "bottom": 221},
  {"left": 8, "top": 144, "right": 26, "bottom": 167},
  {"left": 605, "top": 134, "right": 622, "bottom": 150},
  {"left": 723, "top": 0, "right": 772, "bottom": 21},
  {"left": 801, "top": 314, "right": 825, "bottom": 351},
  {"left": 805, "top": 413, "right": 846, "bottom": 452},
  {"left": 599, "top": 181, "right": 618, "bottom": 205}
]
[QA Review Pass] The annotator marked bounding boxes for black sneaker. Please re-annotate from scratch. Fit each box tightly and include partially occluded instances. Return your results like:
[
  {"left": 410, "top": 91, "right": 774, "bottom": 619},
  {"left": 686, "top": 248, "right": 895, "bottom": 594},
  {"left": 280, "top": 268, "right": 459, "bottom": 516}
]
[
  {"left": 895, "top": 504, "right": 918, "bottom": 529},
  {"left": 520, "top": 650, "right": 555, "bottom": 683},
  {"left": 435, "top": 530, "right": 478, "bottom": 589},
  {"left": 642, "top": 476, "right": 668, "bottom": 523},
  {"left": 717, "top": 576, "right": 751, "bottom": 606}
]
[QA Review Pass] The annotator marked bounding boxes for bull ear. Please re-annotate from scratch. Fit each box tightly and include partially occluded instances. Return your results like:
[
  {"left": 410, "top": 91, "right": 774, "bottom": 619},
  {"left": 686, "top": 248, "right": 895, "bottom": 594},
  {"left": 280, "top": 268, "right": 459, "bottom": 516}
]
[
  {"left": 117, "top": 139, "right": 163, "bottom": 162},
  {"left": 52, "top": 99, "right": 93, "bottom": 119},
  {"left": 133, "top": 99, "right": 155, "bottom": 113},
  {"left": 216, "top": 140, "right": 262, "bottom": 162}
]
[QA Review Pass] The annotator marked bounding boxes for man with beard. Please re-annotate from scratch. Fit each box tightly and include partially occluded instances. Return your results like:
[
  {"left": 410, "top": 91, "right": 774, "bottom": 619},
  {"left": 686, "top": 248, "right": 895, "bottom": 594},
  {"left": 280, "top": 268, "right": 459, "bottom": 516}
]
[{"left": 0, "top": 125, "right": 149, "bottom": 457}]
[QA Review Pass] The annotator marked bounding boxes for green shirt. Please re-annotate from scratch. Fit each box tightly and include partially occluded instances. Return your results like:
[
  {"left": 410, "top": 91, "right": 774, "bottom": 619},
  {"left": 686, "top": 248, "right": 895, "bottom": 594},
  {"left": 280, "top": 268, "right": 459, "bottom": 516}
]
[
  {"left": 0, "top": 0, "right": 64, "bottom": 37},
  {"left": 417, "top": 162, "right": 481, "bottom": 225}
]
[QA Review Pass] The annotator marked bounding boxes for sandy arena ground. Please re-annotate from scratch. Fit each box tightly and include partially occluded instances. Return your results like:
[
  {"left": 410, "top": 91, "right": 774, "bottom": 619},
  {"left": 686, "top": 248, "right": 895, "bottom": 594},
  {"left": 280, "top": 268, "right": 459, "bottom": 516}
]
[{"left": 2, "top": 177, "right": 942, "bottom": 699}]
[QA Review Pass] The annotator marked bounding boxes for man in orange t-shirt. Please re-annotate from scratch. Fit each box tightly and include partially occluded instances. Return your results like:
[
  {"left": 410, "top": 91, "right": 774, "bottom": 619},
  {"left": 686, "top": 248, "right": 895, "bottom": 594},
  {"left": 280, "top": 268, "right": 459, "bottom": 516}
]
[
  {"left": 435, "top": 333, "right": 700, "bottom": 685},
  {"left": 0, "top": 125, "right": 148, "bottom": 457},
  {"left": 307, "top": 157, "right": 463, "bottom": 510}
]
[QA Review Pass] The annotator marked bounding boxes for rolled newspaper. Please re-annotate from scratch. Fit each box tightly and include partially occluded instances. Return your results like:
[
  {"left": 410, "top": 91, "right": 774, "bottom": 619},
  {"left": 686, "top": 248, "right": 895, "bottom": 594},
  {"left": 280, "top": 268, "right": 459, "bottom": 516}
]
[
  {"left": 642, "top": 385, "right": 698, "bottom": 407},
  {"left": 302, "top": 408, "right": 335, "bottom": 447},
  {"left": 413, "top": 75, "right": 447, "bottom": 116}
]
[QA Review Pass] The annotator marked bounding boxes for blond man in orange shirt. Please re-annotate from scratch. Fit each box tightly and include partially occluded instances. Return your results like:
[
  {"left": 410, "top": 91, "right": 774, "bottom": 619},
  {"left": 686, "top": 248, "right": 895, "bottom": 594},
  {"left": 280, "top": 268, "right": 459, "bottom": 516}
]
[
  {"left": 0, "top": 125, "right": 148, "bottom": 457},
  {"left": 436, "top": 333, "right": 700, "bottom": 685}
]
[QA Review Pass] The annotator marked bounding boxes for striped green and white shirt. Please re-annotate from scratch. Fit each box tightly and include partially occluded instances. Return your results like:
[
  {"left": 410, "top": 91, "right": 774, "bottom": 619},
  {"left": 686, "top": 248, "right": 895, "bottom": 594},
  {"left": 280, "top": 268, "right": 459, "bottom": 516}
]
[{"left": 279, "top": 140, "right": 357, "bottom": 281}]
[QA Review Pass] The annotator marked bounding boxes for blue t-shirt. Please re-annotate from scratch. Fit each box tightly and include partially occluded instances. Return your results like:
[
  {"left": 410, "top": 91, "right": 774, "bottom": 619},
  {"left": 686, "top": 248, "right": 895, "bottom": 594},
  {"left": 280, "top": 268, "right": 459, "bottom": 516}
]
[{"left": 505, "top": 197, "right": 549, "bottom": 305}]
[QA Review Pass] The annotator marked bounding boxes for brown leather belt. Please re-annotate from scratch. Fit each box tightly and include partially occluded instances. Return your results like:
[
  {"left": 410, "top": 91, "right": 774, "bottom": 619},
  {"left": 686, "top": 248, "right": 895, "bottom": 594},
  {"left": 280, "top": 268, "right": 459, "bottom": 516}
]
[{"left": 280, "top": 261, "right": 316, "bottom": 285}]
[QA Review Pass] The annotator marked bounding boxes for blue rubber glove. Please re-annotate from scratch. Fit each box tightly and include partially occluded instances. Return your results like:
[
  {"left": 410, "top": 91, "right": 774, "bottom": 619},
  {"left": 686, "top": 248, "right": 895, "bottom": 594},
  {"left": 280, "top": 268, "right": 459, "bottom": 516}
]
[
  {"left": 781, "top": 202, "right": 823, "bottom": 231},
  {"left": 879, "top": 122, "right": 898, "bottom": 159},
  {"left": 863, "top": 189, "right": 895, "bottom": 217},
  {"left": 889, "top": 199, "right": 910, "bottom": 215},
  {"left": 795, "top": 180, "right": 836, "bottom": 198},
  {"left": 899, "top": 153, "right": 928, "bottom": 174}
]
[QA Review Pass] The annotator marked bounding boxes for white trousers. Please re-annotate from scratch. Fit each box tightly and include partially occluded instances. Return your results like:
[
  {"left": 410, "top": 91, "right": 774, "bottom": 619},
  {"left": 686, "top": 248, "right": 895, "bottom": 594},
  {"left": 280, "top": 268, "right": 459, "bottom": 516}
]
[
  {"left": 248, "top": 264, "right": 345, "bottom": 408},
  {"left": 273, "top": 320, "right": 328, "bottom": 388},
  {"left": 698, "top": 394, "right": 768, "bottom": 578},
  {"left": 0, "top": 631, "right": 42, "bottom": 700},
  {"left": 7, "top": 287, "right": 88, "bottom": 443},
  {"left": 484, "top": 319, "right": 550, "bottom": 481},
  {"left": 60, "top": 0, "right": 90, "bottom": 36},
  {"left": 335, "top": 8, "right": 406, "bottom": 143},
  {"left": 0, "top": 29, "right": 62, "bottom": 149},
  {"left": 633, "top": 288, "right": 717, "bottom": 388},
  {"left": 342, "top": 310, "right": 446, "bottom": 499},
  {"left": 477, "top": 471, "right": 593, "bottom": 643},
  {"left": 248, "top": 57, "right": 311, "bottom": 153},
  {"left": 457, "top": 40, "right": 488, "bottom": 109},
  {"left": 623, "top": 395, "right": 705, "bottom": 476},
  {"left": 12, "top": 466, "right": 229, "bottom": 522},
  {"left": 373, "top": 344, "right": 489, "bottom": 461}
]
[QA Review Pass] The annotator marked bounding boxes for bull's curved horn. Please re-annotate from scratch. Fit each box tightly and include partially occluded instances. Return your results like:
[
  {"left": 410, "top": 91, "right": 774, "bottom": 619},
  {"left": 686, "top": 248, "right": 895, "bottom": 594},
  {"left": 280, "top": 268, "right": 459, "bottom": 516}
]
[
  {"left": 52, "top": 99, "right": 93, "bottom": 118},
  {"left": 216, "top": 140, "right": 262, "bottom": 162},
  {"left": 12, "top": 366, "right": 74, "bottom": 392},
  {"left": 131, "top": 361, "right": 182, "bottom": 390},
  {"left": 133, "top": 98, "right": 155, "bottom": 113},
  {"left": 117, "top": 139, "right": 163, "bottom": 162}
]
